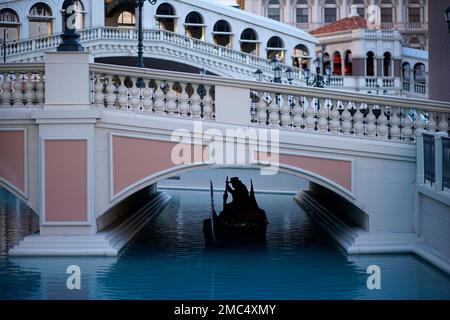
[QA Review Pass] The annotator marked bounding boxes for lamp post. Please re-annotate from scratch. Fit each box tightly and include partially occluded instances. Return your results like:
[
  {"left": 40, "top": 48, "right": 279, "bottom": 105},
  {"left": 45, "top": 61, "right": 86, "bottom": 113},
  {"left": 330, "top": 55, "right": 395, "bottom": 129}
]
[
  {"left": 303, "top": 57, "right": 331, "bottom": 88},
  {"left": 2, "top": 29, "right": 6, "bottom": 63},
  {"left": 445, "top": 6, "right": 450, "bottom": 33},
  {"left": 135, "top": 0, "right": 158, "bottom": 87},
  {"left": 58, "top": 0, "right": 83, "bottom": 52}
]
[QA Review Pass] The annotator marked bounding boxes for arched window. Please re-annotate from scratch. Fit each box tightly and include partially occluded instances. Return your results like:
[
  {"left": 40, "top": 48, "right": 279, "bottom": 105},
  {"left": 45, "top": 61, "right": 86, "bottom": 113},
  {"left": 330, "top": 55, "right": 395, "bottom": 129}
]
[
  {"left": 344, "top": 50, "right": 352, "bottom": 76},
  {"left": 402, "top": 62, "right": 411, "bottom": 80},
  {"left": 240, "top": 28, "right": 259, "bottom": 55},
  {"left": 324, "top": 0, "right": 338, "bottom": 23},
  {"left": 0, "top": 8, "right": 20, "bottom": 41},
  {"left": 293, "top": 44, "right": 310, "bottom": 69},
  {"left": 295, "top": 0, "right": 309, "bottom": 26},
  {"left": 213, "top": 20, "right": 232, "bottom": 48},
  {"left": 185, "top": 11, "right": 204, "bottom": 40},
  {"left": 333, "top": 52, "right": 342, "bottom": 76},
  {"left": 29, "top": 3, "right": 53, "bottom": 38},
  {"left": 267, "top": 0, "right": 282, "bottom": 22},
  {"left": 62, "top": 0, "right": 85, "bottom": 31},
  {"left": 118, "top": 11, "right": 135, "bottom": 27},
  {"left": 383, "top": 52, "right": 392, "bottom": 77},
  {"left": 414, "top": 63, "right": 426, "bottom": 83},
  {"left": 156, "top": 2, "right": 176, "bottom": 32},
  {"left": 267, "top": 36, "right": 285, "bottom": 62},
  {"left": 366, "top": 51, "right": 375, "bottom": 76}
]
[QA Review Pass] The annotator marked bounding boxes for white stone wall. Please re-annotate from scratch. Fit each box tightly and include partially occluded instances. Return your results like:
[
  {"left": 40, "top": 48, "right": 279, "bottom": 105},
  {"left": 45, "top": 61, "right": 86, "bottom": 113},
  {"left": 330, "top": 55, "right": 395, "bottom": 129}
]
[{"left": 418, "top": 189, "right": 450, "bottom": 259}]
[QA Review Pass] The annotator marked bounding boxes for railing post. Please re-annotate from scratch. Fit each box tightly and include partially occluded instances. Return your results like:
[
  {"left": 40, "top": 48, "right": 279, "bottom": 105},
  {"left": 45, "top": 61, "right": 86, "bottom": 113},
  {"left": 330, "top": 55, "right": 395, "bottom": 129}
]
[
  {"left": 434, "top": 132, "right": 448, "bottom": 191},
  {"left": 416, "top": 129, "right": 425, "bottom": 184}
]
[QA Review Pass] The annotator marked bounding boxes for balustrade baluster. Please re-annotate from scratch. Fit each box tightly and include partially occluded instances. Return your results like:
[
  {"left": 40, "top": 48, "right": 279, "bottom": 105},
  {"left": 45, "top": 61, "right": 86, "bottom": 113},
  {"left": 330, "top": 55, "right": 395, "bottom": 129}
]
[
  {"left": 366, "top": 105, "right": 377, "bottom": 138},
  {"left": 202, "top": 85, "right": 214, "bottom": 120},
  {"left": 166, "top": 81, "right": 177, "bottom": 116},
  {"left": 279, "top": 94, "right": 290, "bottom": 127},
  {"left": 94, "top": 74, "right": 105, "bottom": 108},
  {"left": 13, "top": 73, "right": 23, "bottom": 106},
  {"left": 36, "top": 72, "right": 45, "bottom": 107},
  {"left": 317, "top": 98, "right": 329, "bottom": 133},
  {"left": 341, "top": 102, "right": 353, "bottom": 135},
  {"left": 401, "top": 108, "right": 414, "bottom": 141},
  {"left": 378, "top": 106, "right": 389, "bottom": 140},
  {"left": 1, "top": 72, "right": 11, "bottom": 107},
  {"left": 105, "top": 75, "right": 117, "bottom": 109},
  {"left": 190, "top": 85, "right": 202, "bottom": 118},
  {"left": 292, "top": 96, "right": 303, "bottom": 129},
  {"left": 304, "top": 97, "right": 316, "bottom": 131},
  {"left": 129, "top": 77, "right": 140, "bottom": 111},
  {"left": 178, "top": 83, "right": 190, "bottom": 117},
  {"left": 389, "top": 107, "right": 401, "bottom": 140},
  {"left": 354, "top": 103, "right": 365, "bottom": 136},
  {"left": 438, "top": 112, "right": 449, "bottom": 133},
  {"left": 268, "top": 92, "right": 280, "bottom": 127},
  {"left": 427, "top": 112, "right": 437, "bottom": 132},
  {"left": 256, "top": 91, "right": 268, "bottom": 125},
  {"left": 329, "top": 100, "right": 341, "bottom": 134},
  {"left": 117, "top": 76, "right": 128, "bottom": 110},
  {"left": 141, "top": 79, "right": 153, "bottom": 113},
  {"left": 24, "top": 73, "right": 34, "bottom": 106}
]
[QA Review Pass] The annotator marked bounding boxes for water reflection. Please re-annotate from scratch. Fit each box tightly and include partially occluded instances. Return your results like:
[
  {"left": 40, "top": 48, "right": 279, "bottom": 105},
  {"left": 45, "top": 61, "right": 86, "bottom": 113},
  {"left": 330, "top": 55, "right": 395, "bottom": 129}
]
[{"left": 0, "top": 188, "right": 449, "bottom": 300}]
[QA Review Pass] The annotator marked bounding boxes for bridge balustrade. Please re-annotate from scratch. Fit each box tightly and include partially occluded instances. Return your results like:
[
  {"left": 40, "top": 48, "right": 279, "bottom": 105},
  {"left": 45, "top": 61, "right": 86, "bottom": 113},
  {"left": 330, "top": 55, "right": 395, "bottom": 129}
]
[
  {"left": 88, "top": 63, "right": 449, "bottom": 143},
  {"left": 0, "top": 64, "right": 45, "bottom": 107}
]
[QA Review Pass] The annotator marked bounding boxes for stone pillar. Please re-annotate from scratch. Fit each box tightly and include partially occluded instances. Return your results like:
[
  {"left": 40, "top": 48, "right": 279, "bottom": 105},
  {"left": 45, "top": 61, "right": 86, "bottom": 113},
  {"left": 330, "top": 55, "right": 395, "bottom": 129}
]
[
  {"left": 33, "top": 52, "right": 100, "bottom": 236},
  {"left": 415, "top": 129, "right": 425, "bottom": 184},
  {"left": 434, "top": 132, "right": 448, "bottom": 191},
  {"left": 285, "top": 0, "right": 292, "bottom": 24},
  {"left": 91, "top": 0, "right": 105, "bottom": 27}
]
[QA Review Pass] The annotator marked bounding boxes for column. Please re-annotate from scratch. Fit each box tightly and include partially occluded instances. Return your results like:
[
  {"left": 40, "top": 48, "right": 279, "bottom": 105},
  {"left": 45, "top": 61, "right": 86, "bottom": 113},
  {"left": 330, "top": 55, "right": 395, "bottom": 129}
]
[
  {"left": 90, "top": 0, "right": 105, "bottom": 27},
  {"left": 33, "top": 52, "right": 100, "bottom": 236},
  {"left": 434, "top": 132, "right": 449, "bottom": 191},
  {"left": 285, "top": 0, "right": 292, "bottom": 24},
  {"left": 415, "top": 129, "right": 425, "bottom": 184}
]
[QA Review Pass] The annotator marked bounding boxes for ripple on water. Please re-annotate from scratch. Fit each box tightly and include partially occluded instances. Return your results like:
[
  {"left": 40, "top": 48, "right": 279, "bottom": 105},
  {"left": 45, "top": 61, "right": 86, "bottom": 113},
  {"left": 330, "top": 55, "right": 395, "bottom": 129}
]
[{"left": 0, "top": 188, "right": 449, "bottom": 300}]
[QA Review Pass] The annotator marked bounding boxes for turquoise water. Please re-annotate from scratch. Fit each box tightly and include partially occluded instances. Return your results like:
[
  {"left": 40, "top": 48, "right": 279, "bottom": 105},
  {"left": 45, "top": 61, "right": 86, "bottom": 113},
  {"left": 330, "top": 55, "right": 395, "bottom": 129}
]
[{"left": 0, "top": 188, "right": 449, "bottom": 300}]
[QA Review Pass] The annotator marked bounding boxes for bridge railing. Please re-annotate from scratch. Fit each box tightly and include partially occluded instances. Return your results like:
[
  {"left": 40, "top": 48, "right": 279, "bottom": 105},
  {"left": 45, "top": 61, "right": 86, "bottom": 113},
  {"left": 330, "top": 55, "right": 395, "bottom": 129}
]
[
  {"left": 89, "top": 63, "right": 449, "bottom": 143},
  {"left": 1, "top": 26, "right": 304, "bottom": 82},
  {"left": 91, "top": 63, "right": 216, "bottom": 120},
  {"left": 0, "top": 63, "right": 45, "bottom": 107}
]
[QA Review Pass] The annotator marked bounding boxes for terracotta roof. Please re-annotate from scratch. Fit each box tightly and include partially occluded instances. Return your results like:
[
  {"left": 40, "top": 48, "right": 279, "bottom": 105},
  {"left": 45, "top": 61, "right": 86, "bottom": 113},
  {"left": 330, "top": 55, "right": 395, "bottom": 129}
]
[{"left": 310, "top": 16, "right": 368, "bottom": 35}]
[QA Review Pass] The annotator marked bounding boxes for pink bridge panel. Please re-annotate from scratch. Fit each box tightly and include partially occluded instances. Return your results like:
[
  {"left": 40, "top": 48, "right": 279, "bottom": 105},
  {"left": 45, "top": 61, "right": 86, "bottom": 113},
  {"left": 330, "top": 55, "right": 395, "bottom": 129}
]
[
  {"left": 113, "top": 136, "right": 208, "bottom": 196},
  {"left": 259, "top": 152, "right": 352, "bottom": 191},
  {"left": 0, "top": 130, "right": 25, "bottom": 193},
  {"left": 45, "top": 140, "right": 87, "bottom": 222}
]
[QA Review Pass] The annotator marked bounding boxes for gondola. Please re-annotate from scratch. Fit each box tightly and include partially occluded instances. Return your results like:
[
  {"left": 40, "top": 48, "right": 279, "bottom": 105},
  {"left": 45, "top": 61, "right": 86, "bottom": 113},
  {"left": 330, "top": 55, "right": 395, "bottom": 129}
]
[{"left": 203, "top": 180, "right": 268, "bottom": 246}]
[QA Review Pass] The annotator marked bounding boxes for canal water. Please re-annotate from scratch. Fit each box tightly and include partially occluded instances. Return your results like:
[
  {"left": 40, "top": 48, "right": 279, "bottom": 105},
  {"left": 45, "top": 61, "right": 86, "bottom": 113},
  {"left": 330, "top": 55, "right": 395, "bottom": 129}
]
[{"left": 0, "top": 188, "right": 449, "bottom": 300}]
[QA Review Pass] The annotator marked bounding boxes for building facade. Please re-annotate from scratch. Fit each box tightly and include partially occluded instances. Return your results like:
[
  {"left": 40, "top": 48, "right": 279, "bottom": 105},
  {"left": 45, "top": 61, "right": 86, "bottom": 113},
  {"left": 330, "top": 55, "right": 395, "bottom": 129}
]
[{"left": 241, "top": 0, "right": 428, "bottom": 49}]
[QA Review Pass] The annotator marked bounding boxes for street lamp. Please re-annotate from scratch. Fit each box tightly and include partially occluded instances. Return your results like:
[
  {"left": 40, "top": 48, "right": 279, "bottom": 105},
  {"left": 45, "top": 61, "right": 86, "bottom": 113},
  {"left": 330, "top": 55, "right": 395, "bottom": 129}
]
[
  {"left": 273, "top": 65, "right": 282, "bottom": 83},
  {"left": 270, "top": 57, "right": 279, "bottom": 70},
  {"left": 58, "top": 0, "right": 83, "bottom": 52},
  {"left": 254, "top": 69, "right": 263, "bottom": 82},
  {"left": 135, "top": 0, "right": 158, "bottom": 87},
  {"left": 445, "top": 6, "right": 450, "bottom": 33},
  {"left": 286, "top": 67, "right": 294, "bottom": 84},
  {"left": 303, "top": 57, "right": 330, "bottom": 88}
]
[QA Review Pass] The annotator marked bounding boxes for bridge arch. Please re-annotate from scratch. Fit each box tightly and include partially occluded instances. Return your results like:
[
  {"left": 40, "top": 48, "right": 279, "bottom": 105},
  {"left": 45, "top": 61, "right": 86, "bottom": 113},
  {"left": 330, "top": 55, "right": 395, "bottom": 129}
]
[{"left": 99, "top": 162, "right": 368, "bottom": 227}]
